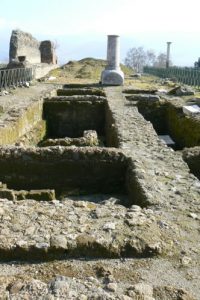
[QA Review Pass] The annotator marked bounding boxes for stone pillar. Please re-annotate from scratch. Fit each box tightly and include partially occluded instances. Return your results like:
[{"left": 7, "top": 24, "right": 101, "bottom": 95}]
[
  {"left": 101, "top": 35, "right": 124, "bottom": 85},
  {"left": 166, "top": 42, "right": 172, "bottom": 68}
]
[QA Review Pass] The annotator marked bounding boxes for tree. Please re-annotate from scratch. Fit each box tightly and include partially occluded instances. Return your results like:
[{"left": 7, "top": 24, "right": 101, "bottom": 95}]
[
  {"left": 124, "top": 47, "right": 156, "bottom": 72},
  {"left": 124, "top": 47, "right": 147, "bottom": 72},
  {"left": 153, "top": 53, "right": 167, "bottom": 68},
  {"left": 124, "top": 47, "right": 173, "bottom": 71},
  {"left": 146, "top": 50, "right": 156, "bottom": 66}
]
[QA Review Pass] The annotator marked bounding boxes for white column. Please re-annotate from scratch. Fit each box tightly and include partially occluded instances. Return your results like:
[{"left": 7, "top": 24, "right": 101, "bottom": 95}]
[
  {"left": 106, "top": 35, "right": 120, "bottom": 70},
  {"left": 101, "top": 35, "right": 124, "bottom": 86},
  {"left": 166, "top": 42, "right": 172, "bottom": 68}
]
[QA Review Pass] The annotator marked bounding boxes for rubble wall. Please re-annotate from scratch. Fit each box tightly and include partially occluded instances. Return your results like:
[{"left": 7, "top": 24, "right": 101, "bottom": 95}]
[
  {"left": 43, "top": 96, "right": 106, "bottom": 138},
  {"left": 0, "top": 147, "right": 127, "bottom": 195},
  {"left": 182, "top": 146, "right": 200, "bottom": 180},
  {"left": 166, "top": 103, "right": 200, "bottom": 148}
]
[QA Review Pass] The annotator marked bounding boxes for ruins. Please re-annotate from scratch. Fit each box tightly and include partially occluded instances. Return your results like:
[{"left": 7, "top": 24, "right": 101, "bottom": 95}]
[
  {"left": 101, "top": 35, "right": 124, "bottom": 85},
  {"left": 0, "top": 33, "right": 199, "bottom": 299},
  {"left": 7, "top": 29, "right": 58, "bottom": 78}
]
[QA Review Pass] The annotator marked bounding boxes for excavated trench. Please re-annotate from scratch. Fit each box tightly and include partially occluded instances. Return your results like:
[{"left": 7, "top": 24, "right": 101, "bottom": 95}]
[
  {"left": 0, "top": 85, "right": 200, "bottom": 264},
  {"left": 0, "top": 87, "right": 141, "bottom": 207},
  {"left": 126, "top": 94, "right": 200, "bottom": 151}
]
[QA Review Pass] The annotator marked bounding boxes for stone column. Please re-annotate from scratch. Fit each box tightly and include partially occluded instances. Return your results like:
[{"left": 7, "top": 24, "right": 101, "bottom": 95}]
[
  {"left": 101, "top": 35, "right": 124, "bottom": 85},
  {"left": 166, "top": 42, "right": 172, "bottom": 68}
]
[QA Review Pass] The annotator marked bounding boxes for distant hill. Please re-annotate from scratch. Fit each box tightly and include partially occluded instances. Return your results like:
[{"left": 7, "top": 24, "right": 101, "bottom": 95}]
[{"left": 49, "top": 57, "right": 132, "bottom": 82}]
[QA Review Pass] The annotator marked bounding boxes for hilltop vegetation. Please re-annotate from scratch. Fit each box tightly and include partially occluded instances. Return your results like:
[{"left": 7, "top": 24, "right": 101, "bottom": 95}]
[{"left": 49, "top": 57, "right": 133, "bottom": 83}]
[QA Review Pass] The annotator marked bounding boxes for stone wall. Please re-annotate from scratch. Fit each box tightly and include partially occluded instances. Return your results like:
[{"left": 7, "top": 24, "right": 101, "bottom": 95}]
[
  {"left": 9, "top": 30, "right": 58, "bottom": 68},
  {"left": 182, "top": 146, "right": 200, "bottom": 180},
  {"left": 40, "top": 40, "right": 57, "bottom": 64},
  {"left": 43, "top": 96, "right": 106, "bottom": 138},
  {"left": 0, "top": 147, "right": 127, "bottom": 196},
  {"left": 9, "top": 30, "right": 41, "bottom": 64},
  {"left": 134, "top": 96, "right": 200, "bottom": 149}
]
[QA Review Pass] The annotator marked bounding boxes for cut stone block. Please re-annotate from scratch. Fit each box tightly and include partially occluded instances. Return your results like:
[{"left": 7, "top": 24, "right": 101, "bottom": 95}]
[{"left": 183, "top": 105, "right": 200, "bottom": 116}]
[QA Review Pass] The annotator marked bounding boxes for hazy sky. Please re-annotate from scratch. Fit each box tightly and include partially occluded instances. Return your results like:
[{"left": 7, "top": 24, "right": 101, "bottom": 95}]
[{"left": 1, "top": 0, "right": 200, "bottom": 66}]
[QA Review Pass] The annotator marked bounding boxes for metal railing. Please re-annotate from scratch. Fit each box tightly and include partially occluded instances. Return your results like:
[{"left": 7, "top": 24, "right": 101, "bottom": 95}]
[
  {"left": 143, "top": 66, "right": 200, "bottom": 88},
  {"left": 0, "top": 67, "right": 34, "bottom": 90}
]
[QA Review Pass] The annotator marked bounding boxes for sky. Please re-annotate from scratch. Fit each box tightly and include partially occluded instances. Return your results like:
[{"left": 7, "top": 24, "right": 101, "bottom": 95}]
[{"left": 1, "top": 0, "right": 200, "bottom": 66}]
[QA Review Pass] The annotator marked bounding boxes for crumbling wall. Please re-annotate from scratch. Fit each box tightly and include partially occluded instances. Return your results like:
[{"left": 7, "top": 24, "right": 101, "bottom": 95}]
[
  {"left": 182, "top": 146, "right": 200, "bottom": 180},
  {"left": 166, "top": 103, "right": 200, "bottom": 148},
  {"left": 0, "top": 147, "right": 127, "bottom": 196},
  {"left": 9, "top": 30, "right": 41, "bottom": 64},
  {"left": 43, "top": 96, "right": 106, "bottom": 138},
  {"left": 40, "top": 40, "right": 57, "bottom": 64}
]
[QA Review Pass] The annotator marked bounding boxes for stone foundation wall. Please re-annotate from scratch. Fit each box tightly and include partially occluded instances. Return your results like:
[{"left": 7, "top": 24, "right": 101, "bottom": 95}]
[
  {"left": 43, "top": 96, "right": 106, "bottom": 138},
  {"left": 182, "top": 146, "right": 200, "bottom": 180},
  {"left": 134, "top": 96, "right": 200, "bottom": 148},
  {"left": 0, "top": 147, "right": 127, "bottom": 196},
  {"left": 0, "top": 86, "right": 55, "bottom": 146},
  {"left": 166, "top": 103, "right": 200, "bottom": 148},
  {"left": 0, "top": 101, "right": 44, "bottom": 145}
]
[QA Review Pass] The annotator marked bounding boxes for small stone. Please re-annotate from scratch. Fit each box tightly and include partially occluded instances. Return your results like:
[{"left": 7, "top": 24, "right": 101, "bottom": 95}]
[
  {"left": 16, "top": 240, "right": 28, "bottom": 248},
  {"left": 127, "top": 290, "right": 136, "bottom": 297},
  {"left": 181, "top": 256, "right": 192, "bottom": 266},
  {"left": 106, "top": 282, "right": 117, "bottom": 292},
  {"left": 24, "top": 82, "right": 30, "bottom": 87},
  {"left": 122, "top": 296, "right": 133, "bottom": 300},
  {"left": 0, "top": 207, "right": 4, "bottom": 215},
  {"left": 103, "top": 222, "right": 116, "bottom": 230},
  {"left": 35, "top": 242, "right": 49, "bottom": 250},
  {"left": 133, "top": 283, "right": 153, "bottom": 296},
  {"left": 188, "top": 213, "right": 198, "bottom": 219},
  {"left": 129, "top": 205, "right": 142, "bottom": 212},
  {"left": 9, "top": 282, "right": 24, "bottom": 294},
  {"left": 79, "top": 295, "right": 88, "bottom": 300},
  {"left": 50, "top": 235, "right": 68, "bottom": 249},
  {"left": 73, "top": 201, "right": 87, "bottom": 208}
]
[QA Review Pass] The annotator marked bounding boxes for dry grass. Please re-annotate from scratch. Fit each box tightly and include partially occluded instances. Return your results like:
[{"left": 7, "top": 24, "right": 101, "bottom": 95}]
[{"left": 49, "top": 57, "right": 133, "bottom": 84}]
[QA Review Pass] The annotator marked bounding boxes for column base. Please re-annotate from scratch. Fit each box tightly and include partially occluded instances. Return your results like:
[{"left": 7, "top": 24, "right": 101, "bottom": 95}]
[{"left": 101, "top": 69, "right": 124, "bottom": 86}]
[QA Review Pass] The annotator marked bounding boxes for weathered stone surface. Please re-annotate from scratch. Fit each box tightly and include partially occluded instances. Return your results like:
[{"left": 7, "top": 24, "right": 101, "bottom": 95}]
[
  {"left": 101, "top": 69, "right": 124, "bottom": 86},
  {"left": 9, "top": 30, "right": 58, "bottom": 67},
  {"left": 40, "top": 130, "right": 99, "bottom": 147},
  {"left": 0, "top": 83, "right": 55, "bottom": 146},
  {"left": 43, "top": 95, "right": 106, "bottom": 138},
  {"left": 0, "top": 81, "right": 200, "bottom": 299},
  {"left": 57, "top": 88, "right": 105, "bottom": 97},
  {"left": 182, "top": 146, "right": 200, "bottom": 180},
  {"left": 126, "top": 94, "right": 160, "bottom": 102},
  {"left": 9, "top": 30, "right": 41, "bottom": 64},
  {"left": 0, "top": 198, "right": 168, "bottom": 260},
  {"left": 101, "top": 35, "right": 124, "bottom": 86},
  {"left": 0, "top": 147, "right": 128, "bottom": 196},
  {"left": 167, "top": 86, "right": 195, "bottom": 96},
  {"left": 40, "top": 40, "right": 57, "bottom": 64}
]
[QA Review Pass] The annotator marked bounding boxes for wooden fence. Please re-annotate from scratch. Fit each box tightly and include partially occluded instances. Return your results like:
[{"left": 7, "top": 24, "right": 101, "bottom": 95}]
[
  {"left": 0, "top": 67, "right": 34, "bottom": 90},
  {"left": 143, "top": 66, "right": 200, "bottom": 87}
]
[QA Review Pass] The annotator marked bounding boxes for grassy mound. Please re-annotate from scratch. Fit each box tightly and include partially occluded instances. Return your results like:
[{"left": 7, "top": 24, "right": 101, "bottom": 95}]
[{"left": 49, "top": 57, "right": 132, "bottom": 82}]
